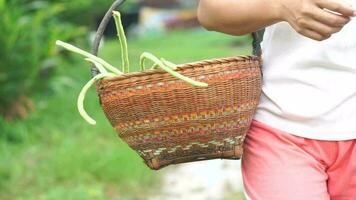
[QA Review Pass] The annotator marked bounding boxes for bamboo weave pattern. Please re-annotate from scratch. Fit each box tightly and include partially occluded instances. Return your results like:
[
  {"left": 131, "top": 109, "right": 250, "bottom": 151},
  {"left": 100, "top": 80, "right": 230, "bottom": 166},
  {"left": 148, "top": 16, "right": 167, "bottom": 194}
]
[{"left": 98, "top": 56, "right": 262, "bottom": 169}]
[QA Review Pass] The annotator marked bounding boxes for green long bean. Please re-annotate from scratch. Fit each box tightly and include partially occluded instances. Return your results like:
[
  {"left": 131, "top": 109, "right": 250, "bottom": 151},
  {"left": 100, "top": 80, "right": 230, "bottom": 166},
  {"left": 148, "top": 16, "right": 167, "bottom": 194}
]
[
  {"left": 85, "top": 58, "right": 107, "bottom": 74},
  {"left": 56, "top": 40, "right": 123, "bottom": 75},
  {"left": 140, "top": 52, "right": 208, "bottom": 87},
  {"left": 161, "top": 58, "right": 177, "bottom": 70},
  {"left": 140, "top": 57, "right": 176, "bottom": 71},
  {"left": 77, "top": 73, "right": 116, "bottom": 125},
  {"left": 113, "top": 11, "right": 130, "bottom": 73}
]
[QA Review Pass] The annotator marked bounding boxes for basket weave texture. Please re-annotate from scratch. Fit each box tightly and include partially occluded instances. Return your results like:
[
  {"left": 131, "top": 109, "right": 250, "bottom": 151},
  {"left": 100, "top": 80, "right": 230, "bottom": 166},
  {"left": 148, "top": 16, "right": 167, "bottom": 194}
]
[{"left": 98, "top": 56, "right": 262, "bottom": 169}]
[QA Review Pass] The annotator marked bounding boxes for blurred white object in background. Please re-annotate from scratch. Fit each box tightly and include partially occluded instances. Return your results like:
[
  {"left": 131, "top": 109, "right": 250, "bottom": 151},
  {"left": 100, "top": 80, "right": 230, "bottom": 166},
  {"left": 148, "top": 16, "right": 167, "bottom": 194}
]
[
  {"left": 150, "top": 160, "right": 244, "bottom": 200},
  {"left": 138, "top": 7, "right": 199, "bottom": 35}
]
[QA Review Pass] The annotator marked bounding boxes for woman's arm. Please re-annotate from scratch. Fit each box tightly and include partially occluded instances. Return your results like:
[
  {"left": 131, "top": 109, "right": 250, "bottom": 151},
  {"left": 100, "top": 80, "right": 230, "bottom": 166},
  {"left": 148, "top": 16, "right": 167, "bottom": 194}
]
[{"left": 198, "top": 0, "right": 355, "bottom": 41}]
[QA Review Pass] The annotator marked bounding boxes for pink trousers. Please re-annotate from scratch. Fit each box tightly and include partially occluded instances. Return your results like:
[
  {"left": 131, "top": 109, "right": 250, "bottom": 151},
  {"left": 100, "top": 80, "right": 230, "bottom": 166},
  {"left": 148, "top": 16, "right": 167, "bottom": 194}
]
[{"left": 241, "top": 120, "right": 356, "bottom": 200}]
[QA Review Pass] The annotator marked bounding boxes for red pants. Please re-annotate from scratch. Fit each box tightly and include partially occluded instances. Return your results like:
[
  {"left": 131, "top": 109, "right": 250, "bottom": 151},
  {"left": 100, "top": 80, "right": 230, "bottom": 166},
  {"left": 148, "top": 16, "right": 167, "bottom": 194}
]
[{"left": 242, "top": 120, "right": 356, "bottom": 200}]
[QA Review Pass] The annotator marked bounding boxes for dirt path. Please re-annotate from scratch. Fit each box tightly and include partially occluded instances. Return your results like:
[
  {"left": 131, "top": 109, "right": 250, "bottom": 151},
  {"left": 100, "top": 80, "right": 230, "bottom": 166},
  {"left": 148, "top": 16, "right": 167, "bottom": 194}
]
[{"left": 150, "top": 160, "right": 244, "bottom": 200}]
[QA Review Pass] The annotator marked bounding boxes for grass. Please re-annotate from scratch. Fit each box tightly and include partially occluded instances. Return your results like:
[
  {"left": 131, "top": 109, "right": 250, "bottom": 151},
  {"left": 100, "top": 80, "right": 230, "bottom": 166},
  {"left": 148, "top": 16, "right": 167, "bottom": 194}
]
[{"left": 0, "top": 29, "right": 251, "bottom": 200}]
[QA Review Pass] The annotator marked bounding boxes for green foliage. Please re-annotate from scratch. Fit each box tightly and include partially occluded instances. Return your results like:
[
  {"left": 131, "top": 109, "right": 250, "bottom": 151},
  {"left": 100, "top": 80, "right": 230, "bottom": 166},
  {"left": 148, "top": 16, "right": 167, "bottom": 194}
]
[
  {"left": 0, "top": 1, "right": 85, "bottom": 119},
  {"left": 45, "top": 0, "right": 140, "bottom": 27},
  {"left": 52, "top": 0, "right": 113, "bottom": 26}
]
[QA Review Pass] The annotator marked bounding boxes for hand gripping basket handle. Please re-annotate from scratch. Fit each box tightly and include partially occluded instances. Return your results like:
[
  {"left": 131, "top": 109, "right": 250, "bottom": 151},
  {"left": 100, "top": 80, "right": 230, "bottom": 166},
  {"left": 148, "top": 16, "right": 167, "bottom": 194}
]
[{"left": 90, "top": 0, "right": 263, "bottom": 77}]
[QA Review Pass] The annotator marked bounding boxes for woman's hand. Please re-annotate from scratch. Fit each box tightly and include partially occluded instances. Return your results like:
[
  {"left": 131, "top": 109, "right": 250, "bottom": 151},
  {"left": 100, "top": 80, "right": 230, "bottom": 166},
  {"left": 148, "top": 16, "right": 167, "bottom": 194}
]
[
  {"left": 277, "top": 0, "right": 355, "bottom": 41},
  {"left": 197, "top": 0, "right": 355, "bottom": 41}
]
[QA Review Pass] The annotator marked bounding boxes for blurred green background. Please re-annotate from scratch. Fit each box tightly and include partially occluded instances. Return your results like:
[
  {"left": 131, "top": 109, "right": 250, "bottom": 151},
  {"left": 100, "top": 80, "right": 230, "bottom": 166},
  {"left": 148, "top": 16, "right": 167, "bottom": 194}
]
[{"left": 0, "top": 0, "right": 251, "bottom": 199}]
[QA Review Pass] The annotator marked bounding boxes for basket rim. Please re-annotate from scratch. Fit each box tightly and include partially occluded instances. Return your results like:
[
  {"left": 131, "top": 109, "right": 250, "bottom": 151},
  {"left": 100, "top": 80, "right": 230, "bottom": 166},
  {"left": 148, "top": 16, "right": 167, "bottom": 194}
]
[{"left": 98, "top": 55, "right": 261, "bottom": 83}]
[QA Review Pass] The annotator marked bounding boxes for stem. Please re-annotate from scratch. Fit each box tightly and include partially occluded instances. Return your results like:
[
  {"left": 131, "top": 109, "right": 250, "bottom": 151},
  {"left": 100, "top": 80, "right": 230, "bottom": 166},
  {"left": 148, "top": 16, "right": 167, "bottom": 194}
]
[
  {"left": 113, "top": 11, "right": 130, "bottom": 73},
  {"left": 56, "top": 40, "right": 123, "bottom": 75}
]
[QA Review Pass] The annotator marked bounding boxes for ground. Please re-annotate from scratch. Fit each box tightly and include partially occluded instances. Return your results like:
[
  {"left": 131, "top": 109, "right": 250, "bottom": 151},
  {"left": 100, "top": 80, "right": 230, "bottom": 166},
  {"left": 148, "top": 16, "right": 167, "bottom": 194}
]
[{"left": 150, "top": 160, "right": 245, "bottom": 200}]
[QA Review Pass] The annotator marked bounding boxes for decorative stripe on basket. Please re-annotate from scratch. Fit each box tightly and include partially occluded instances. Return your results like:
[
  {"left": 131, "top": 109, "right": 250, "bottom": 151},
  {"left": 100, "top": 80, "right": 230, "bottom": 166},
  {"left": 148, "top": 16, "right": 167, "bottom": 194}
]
[
  {"left": 138, "top": 135, "right": 246, "bottom": 156},
  {"left": 116, "top": 101, "right": 258, "bottom": 132}
]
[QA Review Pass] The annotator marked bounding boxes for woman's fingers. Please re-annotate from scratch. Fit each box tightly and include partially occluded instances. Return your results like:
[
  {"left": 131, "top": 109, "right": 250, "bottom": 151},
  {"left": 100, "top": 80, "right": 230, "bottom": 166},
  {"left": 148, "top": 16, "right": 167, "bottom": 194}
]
[
  {"left": 291, "top": 18, "right": 339, "bottom": 41},
  {"left": 305, "top": 19, "right": 342, "bottom": 37},
  {"left": 316, "top": 0, "right": 355, "bottom": 16},
  {"left": 311, "top": 6, "right": 350, "bottom": 27},
  {"left": 280, "top": 0, "right": 356, "bottom": 41},
  {"left": 300, "top": 28, "right": 327, "bottom": 41}
]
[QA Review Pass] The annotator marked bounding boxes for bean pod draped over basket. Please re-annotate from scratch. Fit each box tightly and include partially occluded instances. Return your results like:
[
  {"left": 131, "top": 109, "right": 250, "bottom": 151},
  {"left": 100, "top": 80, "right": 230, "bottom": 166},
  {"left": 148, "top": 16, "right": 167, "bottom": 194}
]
[{"left": 94, "top": 0, "right": 263, "bottom": 170}]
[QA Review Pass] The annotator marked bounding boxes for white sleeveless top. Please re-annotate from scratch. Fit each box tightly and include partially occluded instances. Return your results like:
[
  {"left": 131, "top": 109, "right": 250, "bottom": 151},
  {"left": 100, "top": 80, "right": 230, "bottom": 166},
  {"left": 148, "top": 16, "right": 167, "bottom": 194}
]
[{"left": 254, "top": 8, "right": 356, "bottom": 140}]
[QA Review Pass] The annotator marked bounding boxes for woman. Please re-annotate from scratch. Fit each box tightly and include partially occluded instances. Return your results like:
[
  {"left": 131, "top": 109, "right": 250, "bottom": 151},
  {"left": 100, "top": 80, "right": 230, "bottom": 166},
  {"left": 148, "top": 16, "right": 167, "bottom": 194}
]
[{"left": 197, "top": 0, "right": 356, "bottom": 199}]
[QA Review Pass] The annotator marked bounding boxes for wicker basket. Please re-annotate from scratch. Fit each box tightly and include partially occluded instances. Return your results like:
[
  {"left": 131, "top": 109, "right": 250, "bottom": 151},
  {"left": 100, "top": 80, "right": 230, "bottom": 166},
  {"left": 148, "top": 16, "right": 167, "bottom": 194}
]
[{"left": 92, "top": 0, "right": 263, "bottom": 170}]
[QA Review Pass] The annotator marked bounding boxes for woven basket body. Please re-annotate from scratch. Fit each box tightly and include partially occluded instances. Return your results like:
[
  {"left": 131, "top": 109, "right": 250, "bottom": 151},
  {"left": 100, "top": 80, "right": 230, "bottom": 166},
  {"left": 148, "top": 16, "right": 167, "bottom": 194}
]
[{"left": 97, "top": 56, "right": 262, "bottom": 169}]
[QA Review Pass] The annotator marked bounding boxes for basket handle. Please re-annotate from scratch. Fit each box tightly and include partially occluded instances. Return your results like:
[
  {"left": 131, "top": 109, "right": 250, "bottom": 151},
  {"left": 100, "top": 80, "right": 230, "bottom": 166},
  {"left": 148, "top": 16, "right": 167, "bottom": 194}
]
[
  {"left": 252, "top": 30, "right": 264, "bottom": 57},
  {"left": 91, "top": 0, "right": 126, "bottom": 77}
]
